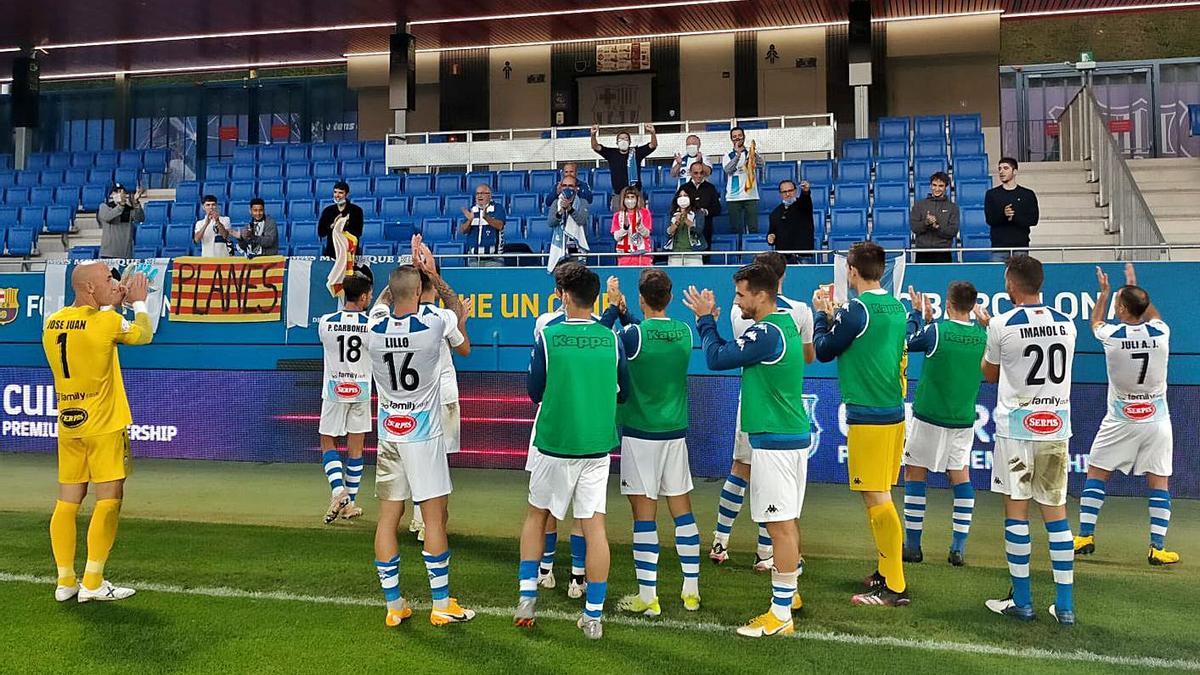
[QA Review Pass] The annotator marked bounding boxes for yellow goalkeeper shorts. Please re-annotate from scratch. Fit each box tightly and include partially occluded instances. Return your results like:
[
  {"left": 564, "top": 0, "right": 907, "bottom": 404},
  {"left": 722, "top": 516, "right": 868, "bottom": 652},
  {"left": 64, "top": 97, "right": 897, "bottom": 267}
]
[
  {"left": 57, "top": 428, "right": 131, "bottom": 484},
  {"left": 847, "top": 422, "right": 905, "bottom": 492}
]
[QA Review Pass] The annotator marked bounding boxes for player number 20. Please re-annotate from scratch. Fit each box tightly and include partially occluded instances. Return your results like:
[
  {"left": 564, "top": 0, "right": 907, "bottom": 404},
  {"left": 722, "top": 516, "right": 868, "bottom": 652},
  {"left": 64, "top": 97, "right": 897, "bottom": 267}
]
[
  {"left": 383, "top": 352, "right": 420, "bottom": 391},
  {"left": 1023, "top": 343, "right": 1067, "bottom": 386}
]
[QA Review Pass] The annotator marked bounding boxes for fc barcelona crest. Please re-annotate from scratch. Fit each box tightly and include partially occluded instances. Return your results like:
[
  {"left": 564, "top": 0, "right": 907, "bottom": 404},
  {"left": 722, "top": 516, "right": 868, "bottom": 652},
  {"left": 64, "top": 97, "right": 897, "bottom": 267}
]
[{"left": 0, "top": 288, "right": 19, "bottom": 325}]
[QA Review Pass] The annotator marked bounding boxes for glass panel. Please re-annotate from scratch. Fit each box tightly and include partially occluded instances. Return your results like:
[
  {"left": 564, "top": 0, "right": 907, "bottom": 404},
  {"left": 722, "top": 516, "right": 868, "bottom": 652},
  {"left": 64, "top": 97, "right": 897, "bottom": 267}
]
[{"left": 1158, "top": 63, "right": 1200, "bottom": 158}]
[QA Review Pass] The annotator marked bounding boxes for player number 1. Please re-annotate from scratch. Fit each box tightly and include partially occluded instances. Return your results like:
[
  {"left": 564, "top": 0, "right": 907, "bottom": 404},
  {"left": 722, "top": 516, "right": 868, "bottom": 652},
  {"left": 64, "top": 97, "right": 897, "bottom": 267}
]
[{"left": 56, "top": 333, "right": 70, "bottom": 379}]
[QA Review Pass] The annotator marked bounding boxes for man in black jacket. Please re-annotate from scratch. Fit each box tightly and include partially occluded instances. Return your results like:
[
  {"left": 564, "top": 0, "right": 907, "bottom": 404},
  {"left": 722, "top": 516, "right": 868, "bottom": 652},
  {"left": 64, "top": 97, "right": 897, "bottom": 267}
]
[
  {"left": 984, "top": 158, "right": 1039, "bottom": 260},
  {"left": 679, "top": 161, "right": 722, "bottom": 248},
  {"left": 318, "top": 181, "right": 364, "bottom": 258},
  {"left": 767, "top": 180, "right": 815, "bottom": 262}
]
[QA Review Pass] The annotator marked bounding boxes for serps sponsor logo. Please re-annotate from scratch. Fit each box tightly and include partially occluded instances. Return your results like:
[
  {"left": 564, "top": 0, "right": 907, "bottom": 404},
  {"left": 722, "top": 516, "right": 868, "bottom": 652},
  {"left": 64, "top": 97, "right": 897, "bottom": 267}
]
[
  {"left": 383, "top": 415, "right": 416, "bottom": 436},
  {"left": 1023, "top": 411, "right": 1063, "bottom": 435},
  {"left": 1123, "top": 401, "right": 1156, "bottom": 421},
  {"left": 59, "top": 408, "right": 88, "bottom": 429},
  {"left": 335, "top": 382, "right": 362, "bottom": 399}
]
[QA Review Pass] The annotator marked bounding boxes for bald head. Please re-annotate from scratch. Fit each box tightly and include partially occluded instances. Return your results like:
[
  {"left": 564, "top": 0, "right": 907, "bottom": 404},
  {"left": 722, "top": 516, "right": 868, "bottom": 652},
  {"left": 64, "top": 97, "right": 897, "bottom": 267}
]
[{"left": 71, "top": 262, "right": 120, "bottom": 308}]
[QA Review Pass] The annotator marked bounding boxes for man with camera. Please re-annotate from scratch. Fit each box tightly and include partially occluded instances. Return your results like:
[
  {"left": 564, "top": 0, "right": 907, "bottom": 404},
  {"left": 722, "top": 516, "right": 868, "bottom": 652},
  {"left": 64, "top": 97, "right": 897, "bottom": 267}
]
[{"left": 97, "top": 182, "right": 146, "bottom": 259}]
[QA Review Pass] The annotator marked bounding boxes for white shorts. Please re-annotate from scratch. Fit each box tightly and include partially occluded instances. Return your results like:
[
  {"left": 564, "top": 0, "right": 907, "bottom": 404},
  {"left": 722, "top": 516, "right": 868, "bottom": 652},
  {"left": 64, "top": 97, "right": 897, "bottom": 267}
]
[
  {"left": 903, "top": 417, "right": 974, "bottom": 473},
  {"left": 1088, "top": 417, "right": 1173, "bottom": 477},
  {"left": 749, "top": 447, "right": 809, "bottom": 523},
  {"left": 375, "top": 438, "right": 452, "bottom": 503},
  {"left": 990, "top": 437, "right": 1069, "bottom": 506},
  {"left": 528, "top": 452, "right": 610, "bottom": 520},
  {"left": 441, "top": 402, "right": 461, "bottom": 455},
  {"left": 733, "top": 400, "right": 753, "bottom": 464},
  {"left": 525, "top": 405, "right": 540, "bottom": 472},
  {"left": 619, "top": 437, "right": 694, "bottom": 499},
  {"left": 319, "top": 400, "right": 372, "bottom": 437}
]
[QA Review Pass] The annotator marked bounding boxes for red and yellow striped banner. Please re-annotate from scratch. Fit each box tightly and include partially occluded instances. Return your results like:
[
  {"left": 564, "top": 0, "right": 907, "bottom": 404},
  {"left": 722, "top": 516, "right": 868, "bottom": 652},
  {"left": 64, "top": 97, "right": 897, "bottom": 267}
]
[{"left": 169, "top": 256, "right": 286, "bottom": 323}]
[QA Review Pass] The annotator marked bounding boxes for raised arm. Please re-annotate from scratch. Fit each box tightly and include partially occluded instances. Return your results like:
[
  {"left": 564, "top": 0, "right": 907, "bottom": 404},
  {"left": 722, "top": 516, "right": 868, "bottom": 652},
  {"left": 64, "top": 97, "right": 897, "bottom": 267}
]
[
  {"left": 1091, "top": 266, "right": 1111, "bottom": 331},
  {"left": 812, "top": 299, "right": 867, "bottom": 363}
]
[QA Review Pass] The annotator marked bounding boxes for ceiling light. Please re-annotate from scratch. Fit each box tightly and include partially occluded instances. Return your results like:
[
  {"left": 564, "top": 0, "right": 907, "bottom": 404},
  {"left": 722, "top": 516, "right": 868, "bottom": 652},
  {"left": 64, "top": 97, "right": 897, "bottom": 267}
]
[
  {"left": 410, "top": 0, "right": 743, "bottom": 25},
  {"left": 1004, "top": 1, "right": 1200, "bottom": 18}
]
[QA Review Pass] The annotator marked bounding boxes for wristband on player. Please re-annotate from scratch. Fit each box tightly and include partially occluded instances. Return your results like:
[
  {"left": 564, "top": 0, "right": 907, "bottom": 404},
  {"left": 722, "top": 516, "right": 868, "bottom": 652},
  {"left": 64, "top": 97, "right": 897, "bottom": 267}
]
[{"left": 132, "top": 301, "right": 149, "bottom": 315}]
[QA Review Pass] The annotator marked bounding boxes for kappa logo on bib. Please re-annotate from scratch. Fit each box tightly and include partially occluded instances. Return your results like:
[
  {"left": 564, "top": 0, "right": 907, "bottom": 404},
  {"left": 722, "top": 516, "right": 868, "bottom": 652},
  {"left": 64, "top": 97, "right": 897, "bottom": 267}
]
[
  {"left": 1123, "top": 401, "right": 1157, "bottom": 421},
  {"left": 1023, "top": 411, "right": 1064, "bottom": 435},
  {"left": 383, "top": 415, "right": 417, "bottom": 436},
  {"left": 335, "top": 382, "right": 362, "bottom": 399}
]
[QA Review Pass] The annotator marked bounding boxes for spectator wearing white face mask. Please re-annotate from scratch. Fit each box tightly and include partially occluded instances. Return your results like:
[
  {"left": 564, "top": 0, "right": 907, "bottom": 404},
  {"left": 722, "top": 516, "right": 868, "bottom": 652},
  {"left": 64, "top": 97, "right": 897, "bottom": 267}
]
[
  {"left": 670, "top": 134, "right": 712, "bottom": 187},
  {"left": 591, "top": 124, "right": 658, "bottom": 198},
  {"left": 666, "top": 185, "right": 706, "bottom": 266},
  {"left": 611, "top": 186, "right": 653, "bottom": 266}
]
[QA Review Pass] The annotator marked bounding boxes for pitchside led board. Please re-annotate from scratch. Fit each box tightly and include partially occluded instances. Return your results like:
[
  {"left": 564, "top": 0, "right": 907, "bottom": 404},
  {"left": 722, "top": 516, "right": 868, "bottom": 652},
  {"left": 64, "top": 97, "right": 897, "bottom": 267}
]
[{"left": 0, "top": 261, "right": 1197, "bottom": 499}]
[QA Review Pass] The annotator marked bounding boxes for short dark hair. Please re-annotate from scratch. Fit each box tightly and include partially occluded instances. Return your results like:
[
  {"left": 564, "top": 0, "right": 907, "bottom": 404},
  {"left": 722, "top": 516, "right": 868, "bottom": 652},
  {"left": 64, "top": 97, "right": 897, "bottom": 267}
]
[
  {"left": 753, "top": 251, "right": 788, "bottom": 280},
  {"left": 778, "top": 179, "right": 797, "bottom": 191},
  {"left": 249, "top": 198, "right": 265, "bottom": 208},
  {"left": 730, "top": 126, "right": 745, "bottom": 138},
  {"left": 202, "top": 194, "right": 218, "bottom": 205},
  {"left": 342, "top": 273, "right": 372, "bottom": 304},
  {"left": 947, "top": 280, "right": 978, "bottom": 313},
  {"left": 638, "top": 268, "right": 673, "bottom": 311},
  {"left": 333, "top": 180, "right": 350, "bottom": 193},
  {"left": 1005, "top": 254, "right": 1044, "bottom": 295},
  {"left": 733, "top": 263, "right": 779, "bottom": 297},
  {"left": 930, "top": 171, "right": 950, "bottom": 186},
  {"left": 552, "top": 259, "right": 582, "bottom": 291},
  {"left": 559, "top": 262, "right": 600, "bottom": 307},
  {"left": 847, "top": 241, "right": 885, "bottom": 281},
  {"left": 999, "top": 157, "right": 1019, "bottom": 171},
  {"left": 1117, "top": 285, "right": 1151, "bottom": 319}
]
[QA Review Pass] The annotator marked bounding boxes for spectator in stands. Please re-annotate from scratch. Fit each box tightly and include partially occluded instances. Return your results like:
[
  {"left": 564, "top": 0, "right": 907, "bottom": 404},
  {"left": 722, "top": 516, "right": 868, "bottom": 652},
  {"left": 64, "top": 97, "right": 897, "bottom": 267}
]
[
  {"left": 767, "top": 180, "right": 815, "bottom": 262},
  {"left": 229, "top": 198, "right": 279, "bottom": 258},
  {"left": 611, "top": 186, "right": 653, "bottom": 266},
  {"left": 910, "top": 172, "right": 959, "bottom": 264},
  {"left": 460, "top": 183, "right": 507, "bottom": 267},
  {"left": 723, "top": 126, "right": 762, "bottom": 234},
  {"left": 590, "top": 124, "right": 658, "bottom": 197},
  {"left": 666, "top": 185, "right": 706, "bottom": 266},
  {"left": 548, "top": 174, "right": 590, "bottom": 260},
  {"left": 680, "top": 161, "right": 722, "bottom": 249},
  {"left": 97, "top": 182, "right": 145, "bottom": 259},
  {"left": 193, "top": 194, "right": 234, "bottom": 257},
  {"left": 318, "top": 180, "right": 365, "bottom": 258},
  {"left": 984, "top": 157, "right": 1039, "bottom": 260},
  {"left": 543, "top": 162, "right": 593, "bottom": 208},
  {"left": 669, "top": 134, "right": 711, "bottom": 187}
]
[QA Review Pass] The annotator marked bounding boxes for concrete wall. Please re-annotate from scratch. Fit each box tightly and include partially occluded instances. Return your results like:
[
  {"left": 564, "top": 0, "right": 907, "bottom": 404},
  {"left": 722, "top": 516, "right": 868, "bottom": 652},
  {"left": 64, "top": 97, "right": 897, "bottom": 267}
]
[
  {"left": 679, "top": 33, "right": 735, "bottom": 120},
  {"left": 885, "top": 14, "right": 1001, "bottom": 126},
  {"left": 756, "top": 27, "right": 827, "bottom": 117},
  {"left": 489, "top": 46, "right": 552, "bottom": 129}
]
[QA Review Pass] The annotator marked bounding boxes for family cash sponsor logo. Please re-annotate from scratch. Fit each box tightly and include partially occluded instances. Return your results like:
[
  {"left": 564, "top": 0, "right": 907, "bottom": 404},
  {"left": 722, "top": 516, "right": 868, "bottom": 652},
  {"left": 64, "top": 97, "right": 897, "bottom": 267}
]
[
  {"left": 1122, "top": 401, "right": 1157, "bottom": 421},
  {"left": 383, "top": 414, "right": 417, "bottom": 436},
  {"left": 1023, "top": 411, "right": 1064, "bottom": 435},
  {"left": 335, "top": 382, "right": 362, "bottom": 399},
  {"left": 0, "top": 288, "right": 19, "bottom": 325}
]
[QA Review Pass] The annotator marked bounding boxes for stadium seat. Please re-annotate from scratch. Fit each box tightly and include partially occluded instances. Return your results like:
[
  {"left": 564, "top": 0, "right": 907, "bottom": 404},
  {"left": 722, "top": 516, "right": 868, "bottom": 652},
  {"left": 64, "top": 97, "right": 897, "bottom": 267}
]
[
  {"left": 434, "top": 242, "right": 467, "bottom": 268},
  {"left": 70, "top": 151, "right": 94, "bottom": 168},
  {"left": 498, "top": 171, "right": 527, "bottom": 194},
  {"left": 310, "top": 144, "right": 336, "bottom": 161},
  {"left": 164, "top": 225, "right": 194, "bottom": 249},
  {"left": 647, "top": 189, "right": 675, "bottom": 215},
  {"left": 914, "top": 115, "right": 947, "bottom": 139},
  {"left": 258, "top": 163, "right": 284, "bottom": 180},
  {"left": 956, "top": 179, "right": 991, "bottom": 207},
  {"left": 284, "top": 145, "right": 310, "bottom": 162},
  {"left": 231, "top": 164, "right": 257, "bottom": 181},
  {"left": 136, "top": 223, "right": 165, "bottom": 246},
  {"left": 837, "top": 160, "right": 870, "bottom": 183},
  {"left": 336, "top": 141, "right": 361, "bottom": 160},
  {"left": 764, "top": 161, "right": 797, "bottom": 187},
  {"left": 877, "top": 139, "right": 909, "bottom": 161},
  {"left": 380, "top": 197, "right": 411, "bottom": 220},
  {"left": 285, "top": 162, "right": 311, "bottom": 178},
  {"left": 288, "top": 199, "right": 317, "bottom": 219},
  {"left": 872, "top": 208, "right": 909, "bottom": 237},
  {"left": 508, "top": 194, "right": 542, "bottom": 218},
  {"left": 467, "top": 171, "right": 497, "bottom": 190},
  {"left": 420, "top": 218, "right": 454, "bottom": 242},
  {"left": 914, "top": 137, "right": 946, "bottom": 160},
  {"left": 234, "top": 147, "right": 257, "bottom": 164},
  {"left": 6, "top": 226, "right": 35, "bottom": 256},
  {"left": 114, "top": 168, "right": 139, "bottom": 188},
  {"left": 16, "top": 171, "right": 40, "bottom": 187},
  {"left": 143, "top": 201, "right": 171, "bottom": 223},
  {"left": 529, "top": 170, "right": 558, "bottom": 195},
  {"left": 364, "top": 141, "right": 386, "bottom": 161},
  {"left": 132, "top": 244, "right": 160, "bottom": 259},
  {"left": 66, "top": 245, "right": 99, "bottom": 261},
  {"left": 258, "top": 146, "right": 284, "bottom": 164},
  {"left": 361, "top": 242, "right": 394, "bottom": 257},
  {"left": 878, "top": 117, "right": 910, "bottom": 140},
  {"left": 313, "top": 161, "right": 339, "bottom": 179},
  {"left": 874, "top": 182, "right": 910, "bottom": 209},
  {"left": 0, "top": 172, "right": 13, "bottom": 189},
  {"left": 81, "top": 185, "right": 107, "bottom": 209},
  {"left": 54, "top": 186, "right": 80, "bottom": 208},
  {"left": 63, "top": 168, "right": 89, "bottom": 186},
  {"left": 800, "top": 160, "right": 834, "bottom": 186},
  {"left": 961, "top": 234, "right": 992, "bottom": 262},
  {"left": 759, "top": 189, "right": 783, "bottom": 214},
  {"left": 30, "top": 186, "right": 55, "bottom": 206},
  {"left": 592, "top": 169, "right": 613, "bottom": 194},
  {"left": 873, "top": 234, "right": 908, "bottom": 253},
  {"left": 341, "top": 160, "right": 367, "bottom": 178},
  {"left": 48, "top": 153, "right": 72, "bottom": 170},
  {"left": 315, "top": 179, "right": 339, "bottom": 196},
  {"left": 374, "top": 175, "right": 402, "bottom": 197},
  {"left": 94, "top": 151, "right": 118, "bottom": 169},
  {"left": 810, "top": 185, "right": 830, "bottom": 213},
  {"left": 41, "top": 171, "right": 64, "bottom": 186},
  {"left": 19, "top": 206, "right": 45, "bottom": 229},
  {"left": 263, "top": 200, "right": 286, "bottom": 220},
  {"left": 404, "top": 173, "right": 433, "bottom": 195},
  {"left": 875, "top": 159, "right": 908, "bottom": 184},
  {"left": 347, "top": 177, "right": 372, "bottom": 197},
  {"left": 954, "top": 155, "right": 989, "bottom": 181},
  {"left": 951, "top": 135, "right": 985, "bottom": 159},
  {"left": 0, "top": 206, "right": 19, "bottom": 228},
  {"left": 370, "top": 160, "right": 389, "bottom": 176},
  {"left": 830, "top": 208, "right": 868, "bottom": 238},
  {"left": 842, "top": 139, "right": 873, "bottom": 161},
  {"left": 960, "top": 207, "right": 988, "bottom": 237},
  {"left": 289, "top": 222, "right": 320, "bottom": 246},
  {"left": 289, "top": 245, "right": 322, "bottom": 258},
  {"left": 285, "top": 178, "right": 314, "bottom": 198},
  {"left": 6, "top": 187, "right": 30, "bottom": 205},
  {"left": 259, "top": 180, "right": 286, "bottom": 201},
  {"left": 230, "top": 181, "right": 257, "bottom": 202},
  {"left": 435, "top": 173, "right": 464, "bottom": 195},
  {"left": 361, "top": 220, "right": 385, "bottom": 242},
  {"left": 358, "top": 199, "right": 379, "bottom": 219},
  {"left": 385, "top": 219, "right": 416, "bottom": 243},
  {"left": 914, "top": 157, "right": 948, "bottom": 183},
  {"left": 412, "top": 195, "right": 442, "bottom": 219},
  {"left": 834, "top": 183, "right": 869, "bottom": 210},
  {"left": 87, "top": 168, "right": 114, "bottom": 186},
  {"left": 709, "top": 234, "right": 740, "bottom": 264},
  {"left": 949, "top": 113, "right": 982, "bottom": 139},
  {"left": 118, "top": 150, "right": 143, "bottom": 168}
]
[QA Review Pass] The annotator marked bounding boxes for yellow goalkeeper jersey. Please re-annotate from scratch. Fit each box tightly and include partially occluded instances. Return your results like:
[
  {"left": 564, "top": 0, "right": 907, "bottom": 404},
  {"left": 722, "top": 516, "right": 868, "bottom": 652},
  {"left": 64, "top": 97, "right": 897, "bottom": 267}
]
[{"left": 41, "top": 305, "right": 152, "bottom": 439}]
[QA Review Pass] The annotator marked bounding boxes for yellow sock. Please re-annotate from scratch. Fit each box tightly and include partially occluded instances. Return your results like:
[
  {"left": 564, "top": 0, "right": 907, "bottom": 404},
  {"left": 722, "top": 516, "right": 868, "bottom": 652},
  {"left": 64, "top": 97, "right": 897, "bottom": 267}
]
[
  {"left": 50, "top": 500, "right": 80, "bottom": 587},
  {"left": 82, "top": 498, "right": 122, "bottom": 591},
  {"left": 868, "top": 501, "right": 906, "bottom": 593}
]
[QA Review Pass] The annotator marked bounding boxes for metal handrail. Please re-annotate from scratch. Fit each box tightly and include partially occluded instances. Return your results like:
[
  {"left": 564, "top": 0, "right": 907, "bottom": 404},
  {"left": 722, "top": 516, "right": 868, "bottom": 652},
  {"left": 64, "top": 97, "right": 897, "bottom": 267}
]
[{"left": 1058, "top": 86, "right": 1166, "bottom": 261}]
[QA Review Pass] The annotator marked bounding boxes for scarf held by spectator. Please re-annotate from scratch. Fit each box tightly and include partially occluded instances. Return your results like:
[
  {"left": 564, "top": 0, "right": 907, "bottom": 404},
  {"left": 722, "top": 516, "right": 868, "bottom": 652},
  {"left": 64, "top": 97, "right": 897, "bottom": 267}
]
[{"left": 325, "top": 214, "right": 358, "bottom": 297}]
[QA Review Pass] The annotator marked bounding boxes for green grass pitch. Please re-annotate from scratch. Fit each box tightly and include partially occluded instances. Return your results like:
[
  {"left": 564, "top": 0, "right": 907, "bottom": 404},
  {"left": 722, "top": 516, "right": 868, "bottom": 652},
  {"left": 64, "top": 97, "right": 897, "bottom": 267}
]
[{"left": 0, "top": 453, "right": 1196, "bottom": 674}]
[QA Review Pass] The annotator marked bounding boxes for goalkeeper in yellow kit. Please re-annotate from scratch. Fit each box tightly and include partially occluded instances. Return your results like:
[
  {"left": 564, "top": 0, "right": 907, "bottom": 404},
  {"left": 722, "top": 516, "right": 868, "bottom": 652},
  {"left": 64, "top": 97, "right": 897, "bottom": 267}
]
[{"left": 41, "top": 263, "right": 153, "bottom": 603}]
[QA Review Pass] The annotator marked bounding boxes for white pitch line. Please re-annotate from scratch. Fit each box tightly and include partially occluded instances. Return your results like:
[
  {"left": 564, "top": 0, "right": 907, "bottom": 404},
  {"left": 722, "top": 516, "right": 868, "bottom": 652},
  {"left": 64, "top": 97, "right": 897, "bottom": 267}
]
[{"left": 2, "top": 572, "right": 1196, "bottom": 671}]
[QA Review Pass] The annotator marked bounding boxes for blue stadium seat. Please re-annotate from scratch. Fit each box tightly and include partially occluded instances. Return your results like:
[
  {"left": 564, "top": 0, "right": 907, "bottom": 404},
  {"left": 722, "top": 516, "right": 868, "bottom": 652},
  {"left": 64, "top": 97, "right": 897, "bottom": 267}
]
[
  {"left": 404, "top": 173, "right": 433, "bottom": 195},
  {"left": 830, "top": 208, "right": 868, "bottom": 238},
  {"left": 363, "top": 141, "right": 386, "bottom": 161},
  {"left": 358, "top": 199, "right": 379, "bottom": 219},
  {"left": 385, "top": 219, "right": 416, "bottom": 243},
  {"left": 164, "top": 225, "right": 194, "bottom": 249},
  {"left": 6, "top": 226, "right": 35, "bottom": 256},
  {"left": 16, "top": 171, "right": 40, "bottom": 187},
  {"left": 954, "top": 155, "right": 989, "bottom": 181},
  {"left": 647, "top": 189, "right": 674, "bottom": 215},
  {"left": 48, "top": 153, "right": 72, "bottom": 170},
  {"left": 433, "top": 242, "right": 467, "bottom": 267},
  {"left": 132, "top": 244, "right": 160, "bottom": 259},
  {"left": 310, "top": 144, "right": 336, "bottom": 162},
  {"left": 258, "top": 163, "right": 284, "bottom": 180},
  {"left": 834, "top": 183, "right": 869, "bottom": 210},
  {"left": 285, "top": 162, "right": 311, "bottom": 178},
  {"left": 435, "top": 173, "right": 464, "bottom": 195},
  {"left": 878, "top": 117, "right": 910, "bottom": 140},
  {"left": 258, "top": 180, "right": 285, "bottom": 202},
  {"left": 914, "top": 137, "right": 946, "bottom": 160},
  {"left": 341, "top": 160, "right": 367, "bottom": 178},
  {"left": 171, "top": 203, "right": 198, "bottom": 224},
  {"left": 759, "top": 189, "right": 783, "bottom": 214},
  {"left": 143, "top": 201, "right": 171, "bottom": 223},
  {"left": 877, "top": 139, "right": 909, "bottom": 161},
  {"left": 90, "top": 150, "right": 116, "bottom": 169},
  {"left": 497, "top": 171, "right": 526, "bottom": 194},
  {"left": 234, "top": 147, "right": 257, "bottom": 164},
  {"left": 315, "top": 179, "right": 338, "bottom": 197},
  {"left": 262, "top": 200, "right": 285, "bottom": 220},
  {"left": 231, "top": 164, "right": 256, "bottom": 181},
  {"left": 837, "top": 160, "right": 870, "bottom": 184},
  {"left": 62, "top": 168, "right": 89, "bottom": 186},
  {"left": 369, "top": 160, "right": 388, "bottom": 176},
  {"left": 361, "top": 219, "right": 385, "bottom": 242},
  {"left": 87, "top": 168, "right": 114, "bottom": 186},
  {"left": 875, "top": 159, "right": 908, "bottom": 184},
  {"left": 313, "top": 161, "right": 339, "bottom": 179},
  {"left": 763, "top": 161, "right": 798, "bottom": 188},
  {"left": 41, "top": 171, "right": 64, "bottom": 186},
  {"left": 258, "top": 146, "right": 284, "bottom": 164},
  {"left": 5, "top": 187, "right": 30, "bottom": 205},
  {"left": 872, "top": 235, "right": 908, "bottom": 253},
  {"left": 913, "top": 157, "right": 948, "bottom": 182},
  {"left": 284, "top": 145, "right": 310, "bottom": 162},
  {"left": 115, "top": 150, "right": 141, "bottom": 168},
  {"left": 525, "top": 215, "right": 552, "bottom": 244},
  {"left": 136, "top": 223, "right": 165, "bottom": 246},
  {"left": 412, "top": 195, "right": 442, "bottom": 219},
  {"left": 592, "top": 168, "right": 613, "bottom": 194},
  {"left": 874, "top": 182, "right": 910, "bottom": 209},
  {"left": 29, "top": 186, "right": 55, "bottom": 206},
  {"left": 288, "top": 199, "right": 317, "bottom": 219},
  {"left": 81, "top": 185, "right": 107, "bottom": 209},
  {"left": 335, "top": 142, "right": 361, "bottom": 160},
  {"left": 810, "top": 185, "right": 830, "bottom": 213},
  {"left": 949, "top": 114, "right": 982, "bottom": 139},
  {"left": 956, "top": 179, "right": 991, "bottom": 207},
  {"left": 0, "top": 206, "right": 19, "bottom": 227},
  {"left": 347, "top": 177, "right": 372, "bottom": 197},
  {"left": 960, "top": 207, "right": 988, "bottom": 237},
  {"left": 25, "top": 154, "right": 49, "bottom": 170},
  {"left": 289, "top": 222, "right": 320, "bottom": 246},
  {"left": 54, "top": 186, "right": 80, "bottom": 208},
  {"left": 0, "top": 172, "right": 13, "bottom": 189},
  {"left": 872, "top": 208, "right": 909, "bottom": 237},
  {"left": 67, "top": 245, "right": 100, "bottom": 261},
  {"left": 19, "top": 206, "right": 45, "bottom": 229},
  {"left": 285, "top": 178, "right": 314, "bottom": 198},
  {"left": 420, "top": 218, "right": 454, "bottom": 242},
  {"left": 842, "top": 139, "right": 873, "bottom": 161},
  {"left": 529, "top": 170, "right": 558, "bottom": 195},
  {"left": 230, "top": 181, "right": 257, "bottom": 202},
  {"left": 508, "top": 194, "right": 542, "bottom": 218},
  {"left": 951, "top": 135, "right": 985, "bottom": 159},
  {"left": 374, "top": 175, "right": 402, "bottom": 197},
  {"left": 70, "top": 152, "right": 94, "bottom": 168},
  {"left": 360, "top": 242, "right": 394, "bottom": 257},
  {"left": 961, "top": 234, "right": 992, "bottom": 262},
  {"left": 800, "top": 160, "right": 834, "bottom": 186},
  {"left": 914, "top": 115, "right": 947, "bottom": 140},
  {"left": 467, "top": 171, "right": 497, "bottom": 190},
  {"left": 114, "top": 168, "right": 139, "bottom": 188},
  {"left": 380, "top": 197, "right": 410, "bottom": 221}
]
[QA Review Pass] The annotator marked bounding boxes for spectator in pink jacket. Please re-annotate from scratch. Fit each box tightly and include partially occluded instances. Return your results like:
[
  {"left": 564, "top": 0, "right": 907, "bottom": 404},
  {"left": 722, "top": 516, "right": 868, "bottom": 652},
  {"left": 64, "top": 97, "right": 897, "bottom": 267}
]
[{"left": 611, "top": 186, "right": 653, "bottom": 266}]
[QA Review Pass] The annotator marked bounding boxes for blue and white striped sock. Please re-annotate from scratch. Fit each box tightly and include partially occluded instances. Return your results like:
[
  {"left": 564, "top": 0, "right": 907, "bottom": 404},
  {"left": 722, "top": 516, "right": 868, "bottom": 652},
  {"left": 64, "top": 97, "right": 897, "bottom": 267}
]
[
  {"left": 322, "top": 450, "right": 344, "bottom": 496},
  {"left": 903, "top": 479, "right": 927, "bottom": 551},
  {"left": 375, "top": 555, "right": 402, "bottom": 611},
  {"left": 584, "top": 580, "right": 607, "bottom": 620},
  {"left": 1045, "top": 519, "right": 1074, "bottom": 613},
  {"left": 951, "top": 482, "right": 975, "bottom": 553},
  {"left": 423, "top": 550, "right": 451, "bottom": 610},
  {"left": 770, "top": 569, "right": 798, "bottom": 621},
  {"left": 1079, "top": 478, "right": 1106, "bottom": 537},
  {"left": 570, "top": 534, "right": 587, "bottom": 579},
  {"left": 633, "top": 520, "right": 659, "bottom": 603},
  {"left": 756, "top": 523, "right": 773, "bottom": 559},
  {"left": 715, "top": 474, "right": 748, "bottom": 543},
  {"left": 344, "top": 457, "right": 363, "bottom": 503},
  {"left": 1149, "top": 489, "right": 1171, "bottom": 549},
  {"left": 518, "top": 559, "right": 539, "bottom": 599},
  {"left": 1005, "top": 519, "right": 1032, "bottom": 608},
  {"left": 674, "top": 513, "right": 701, "bottom": 596},
  {"left": 541, "top": 531, "right": 558, "bottom": 575}
]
